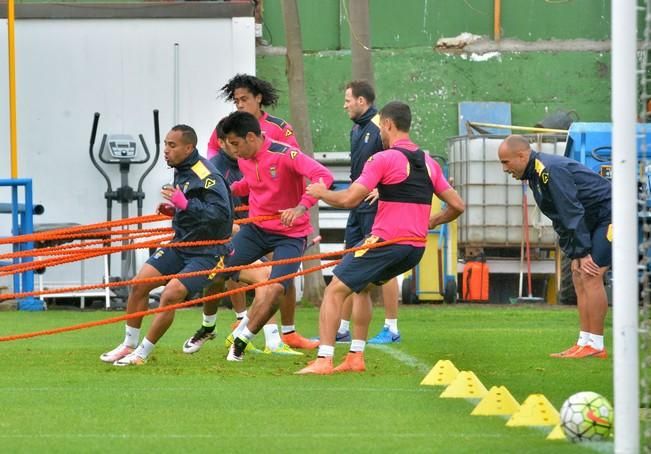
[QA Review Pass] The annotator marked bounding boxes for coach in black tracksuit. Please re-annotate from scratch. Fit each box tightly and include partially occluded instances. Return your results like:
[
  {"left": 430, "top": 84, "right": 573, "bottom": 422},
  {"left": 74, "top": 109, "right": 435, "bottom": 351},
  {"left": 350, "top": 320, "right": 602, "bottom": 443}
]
[{"left": 498, "top": 134, "right": 611, "bottom": 360}]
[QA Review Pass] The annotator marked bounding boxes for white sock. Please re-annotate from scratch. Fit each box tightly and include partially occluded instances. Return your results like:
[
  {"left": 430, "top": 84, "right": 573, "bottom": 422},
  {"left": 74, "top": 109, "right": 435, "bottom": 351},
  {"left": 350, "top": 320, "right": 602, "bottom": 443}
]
[
  {"left": 263, "top": 324, "right": 282, "bottom": 350},
  {"left": 350, "top": 339, "right": 366, "bottom": 353},
  {"left": 281, "top": 325, "right": 295, "bottom": 334},
  {"left": 317, "top": 344, "right": 335, "bottom": 357},
  {"left": 577, "top": 331, "right": 590, "bottom": 347},
  {"left": 385, "top": 319, "right": 398, "bottom": 334},
  {"left": 135, "top": 338, "right": 155, "bottom": 359},
  {"left": 589, "top": 333, "right": 604, "bottom": 350},
  {"left": 239, "top": 327, "right": 255, "bottom": 342},
  {"left": 232, "top": 315, "right": 249, "bottom": 337},
  {"left": 202, "top": 313, "right": 217, "bottom": 328},
  {"left": 124, "top": 325, "right": 140, "bottom": 348},
  {"left": 338, "top": 320, "right": 350, "bottom": 334},
  {"left": 235, "top": 310, "right": 247, "bottom": 319}
]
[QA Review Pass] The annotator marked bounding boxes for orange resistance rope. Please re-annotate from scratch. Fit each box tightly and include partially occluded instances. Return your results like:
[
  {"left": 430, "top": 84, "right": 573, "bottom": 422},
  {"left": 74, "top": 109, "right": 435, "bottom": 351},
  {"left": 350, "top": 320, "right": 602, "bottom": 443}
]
[
  {"left": 0, "top": 259, "right": 340, "bottom": 342},
  {"left": 0, "top": 237, "right": 424, "bottom": 301}
]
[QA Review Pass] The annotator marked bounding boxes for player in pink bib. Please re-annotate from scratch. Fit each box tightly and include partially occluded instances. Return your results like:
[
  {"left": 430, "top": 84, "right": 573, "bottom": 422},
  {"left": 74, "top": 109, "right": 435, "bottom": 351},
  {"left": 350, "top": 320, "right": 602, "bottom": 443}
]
[{"left": 298, "top": 101, "right": 465, "bottom": 375}]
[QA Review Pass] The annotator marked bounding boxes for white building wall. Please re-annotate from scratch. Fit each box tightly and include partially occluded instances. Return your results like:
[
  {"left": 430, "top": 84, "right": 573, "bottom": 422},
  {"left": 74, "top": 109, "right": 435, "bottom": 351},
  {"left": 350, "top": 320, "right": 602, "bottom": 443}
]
[{"left": 0, "top": 16, "right": 255, "bottom": 288}]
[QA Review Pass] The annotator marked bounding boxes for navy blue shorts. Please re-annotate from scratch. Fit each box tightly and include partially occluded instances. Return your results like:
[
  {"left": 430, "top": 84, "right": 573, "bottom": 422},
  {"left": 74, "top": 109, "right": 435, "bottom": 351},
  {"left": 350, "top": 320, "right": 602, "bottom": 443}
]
[
  {"left": 146, "top": 244, "right": 232, "bottom": 297},
  {"left": 591, "top": 222, "right": 612, "bottom": 267},
  {"left": 333, "top": 236, "right": 425, "bottom": 293},
  {"left": 225, "top": 224, "right": 306, "bottom": 290},
  {"left": 344, "top": 207, "right": 376, "bottom": 249}
]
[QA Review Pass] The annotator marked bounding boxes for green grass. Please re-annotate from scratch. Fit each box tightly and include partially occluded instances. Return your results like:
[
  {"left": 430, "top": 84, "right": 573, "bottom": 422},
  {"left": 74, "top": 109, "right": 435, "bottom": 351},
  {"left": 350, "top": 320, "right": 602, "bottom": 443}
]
[{"left": 0, "top": 304, "right": 616, "bottom": 453}]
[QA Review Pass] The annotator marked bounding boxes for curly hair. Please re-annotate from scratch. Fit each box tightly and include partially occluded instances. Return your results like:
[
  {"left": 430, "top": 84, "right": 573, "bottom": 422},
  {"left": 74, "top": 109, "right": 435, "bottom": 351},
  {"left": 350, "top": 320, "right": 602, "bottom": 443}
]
[{"left": 220, "top": 74, "right": 279, "bottom": 108}]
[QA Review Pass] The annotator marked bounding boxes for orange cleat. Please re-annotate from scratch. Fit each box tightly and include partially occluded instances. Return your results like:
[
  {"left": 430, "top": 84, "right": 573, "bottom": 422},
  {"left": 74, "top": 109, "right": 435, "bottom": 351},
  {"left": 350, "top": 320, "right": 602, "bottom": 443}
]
[
  {"left": 294, "top": 356, "right": 334, "bottom": 375},
  {"left": 333, "top": 352, "right": 366, "bottom": 373},
  {"left": 282, "top": 331, "right": 319, "bottom": 350},
  {"left": 567, "top": 345, "right": 608, "bottom": 359},
  {"left": 549, "top": 344, "right": 582, "bottom": 358}
]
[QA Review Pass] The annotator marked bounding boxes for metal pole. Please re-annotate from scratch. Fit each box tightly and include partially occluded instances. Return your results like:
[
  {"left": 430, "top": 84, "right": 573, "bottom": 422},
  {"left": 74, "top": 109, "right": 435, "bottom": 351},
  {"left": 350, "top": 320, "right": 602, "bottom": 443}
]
[
  {"left": 612, "top": 0, "right": 639, "bottom": 452},
  {"left": 7, "top": 0, "right": 18, "bottom": 178}
]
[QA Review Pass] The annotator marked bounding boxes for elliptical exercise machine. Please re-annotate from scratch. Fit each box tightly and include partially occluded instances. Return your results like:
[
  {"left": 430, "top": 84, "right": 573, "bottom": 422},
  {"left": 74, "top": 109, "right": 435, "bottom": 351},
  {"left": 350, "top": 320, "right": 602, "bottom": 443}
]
[{"left": 89, "top": 110, "right": 160, "bottom": 304}]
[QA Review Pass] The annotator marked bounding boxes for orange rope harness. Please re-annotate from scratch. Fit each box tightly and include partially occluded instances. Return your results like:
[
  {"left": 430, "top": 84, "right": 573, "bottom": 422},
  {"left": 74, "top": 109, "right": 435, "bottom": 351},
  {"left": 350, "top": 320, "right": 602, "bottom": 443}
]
[
  {"left": 0, "top": 237, "right": 424, "bottom": 300},
  {"left": 0, "top": 259, "right": 339, "bottom": 342}
]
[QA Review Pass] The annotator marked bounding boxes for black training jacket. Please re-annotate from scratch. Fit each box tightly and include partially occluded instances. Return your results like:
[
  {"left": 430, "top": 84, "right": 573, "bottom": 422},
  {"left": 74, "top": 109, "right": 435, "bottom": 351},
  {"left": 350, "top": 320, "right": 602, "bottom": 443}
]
[{"left": 521, "top": 151, "right": 611, "bottom": 259}]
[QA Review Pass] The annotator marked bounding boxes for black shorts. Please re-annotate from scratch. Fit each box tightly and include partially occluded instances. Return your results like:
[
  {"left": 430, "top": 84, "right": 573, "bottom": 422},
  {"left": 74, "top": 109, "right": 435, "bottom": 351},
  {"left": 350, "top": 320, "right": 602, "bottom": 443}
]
[
  {"left": 334, "top": 236, "right": 425, "bottom": 293},
  {"left": 591, "top": 222, "right": 612, "bottom": 267},
  {"left": 344, "top": 207, "right": 376, "bottom": 249},
  {"left": 225, "top": 224, "right": 306, "bottom": 290},
  {"left": 146, "top": 244, "right": 232, "bottom": 297}
]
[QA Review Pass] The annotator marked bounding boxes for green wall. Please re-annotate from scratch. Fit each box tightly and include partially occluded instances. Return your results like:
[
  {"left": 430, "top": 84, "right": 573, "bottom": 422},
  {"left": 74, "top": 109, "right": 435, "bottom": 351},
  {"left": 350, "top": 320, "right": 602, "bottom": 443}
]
[
  {"left": 263, "top": 0, "right": 611, "bottom": 51},
  {"left": 258, "top": 48, "right": 611, "bottom": 154}
]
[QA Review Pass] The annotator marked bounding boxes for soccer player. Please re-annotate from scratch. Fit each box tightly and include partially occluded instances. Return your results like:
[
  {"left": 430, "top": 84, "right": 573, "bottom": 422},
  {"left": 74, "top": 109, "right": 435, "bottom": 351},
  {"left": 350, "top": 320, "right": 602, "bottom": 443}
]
[
  {"left": 214, "top": 111, "right": 334, "bottom": 361},
  {"left": 297, "top": 101, "right": 465, "bottom": 374},
  {"left": 498, "top": 135, "right": 611, "bottom": 359},
  {"left": 200, "top": 74, "right": 316, "bottom": 351},
  {"left": 336, "top": 80, "right": 402, "bottom": 345},
  {"left": 99, "top": 125, "right": 234, "bottom": 366}
]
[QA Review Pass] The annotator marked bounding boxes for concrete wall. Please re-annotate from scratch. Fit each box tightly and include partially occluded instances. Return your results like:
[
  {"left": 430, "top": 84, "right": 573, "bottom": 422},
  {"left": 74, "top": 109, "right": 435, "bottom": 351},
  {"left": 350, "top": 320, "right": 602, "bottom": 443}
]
[
  {"left": 0, "top": 16, "right": 255, "bottom": 287},
  {"left": 257, "top": 48, "right": 611, "bottom": 154}
]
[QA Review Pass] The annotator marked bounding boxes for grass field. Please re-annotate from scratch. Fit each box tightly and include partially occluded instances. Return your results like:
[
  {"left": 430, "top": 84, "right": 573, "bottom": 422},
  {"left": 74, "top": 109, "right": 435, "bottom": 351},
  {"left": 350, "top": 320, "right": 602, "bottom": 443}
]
[{"left": 0, "top": 304, "right": 620, "bottom": 453}]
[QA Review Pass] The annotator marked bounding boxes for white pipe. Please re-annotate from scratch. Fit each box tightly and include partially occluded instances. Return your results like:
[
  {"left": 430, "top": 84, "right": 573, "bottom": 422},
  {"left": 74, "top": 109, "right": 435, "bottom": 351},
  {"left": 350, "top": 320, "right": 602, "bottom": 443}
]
[{"left": 612, "top": 1, "right": 639, "bottom": 453}]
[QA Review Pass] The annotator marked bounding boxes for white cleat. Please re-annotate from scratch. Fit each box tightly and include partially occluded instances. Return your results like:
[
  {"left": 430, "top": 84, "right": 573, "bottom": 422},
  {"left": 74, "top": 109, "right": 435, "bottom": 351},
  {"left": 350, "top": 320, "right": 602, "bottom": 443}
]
[
  {"left": 182, "top": 326, "right": 216, "bottom": 354},
  {"left": 113, "top": 351, "right": 146, "bottom": 367},
  {"left": 226, "top": 344, "right": 244, "bottom": 362},
  {"left": 99, "top": 344, "right": 134, "bottom": 363}
]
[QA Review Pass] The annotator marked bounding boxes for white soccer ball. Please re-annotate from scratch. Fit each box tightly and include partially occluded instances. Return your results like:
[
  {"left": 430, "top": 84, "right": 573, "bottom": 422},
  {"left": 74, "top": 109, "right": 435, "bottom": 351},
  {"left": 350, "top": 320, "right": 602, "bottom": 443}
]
[{"left": 559, "top": 391, "right": 614, "bottom": 442}]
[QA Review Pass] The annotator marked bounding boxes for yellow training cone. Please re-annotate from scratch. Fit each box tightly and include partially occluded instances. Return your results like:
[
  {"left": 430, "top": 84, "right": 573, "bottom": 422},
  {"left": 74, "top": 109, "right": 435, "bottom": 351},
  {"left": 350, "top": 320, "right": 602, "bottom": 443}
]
[
  {"left": 546, "top": 424, "right": 567, "bottom": 440},
  {"left": 420, "top": 360, "right": 460, "bottom": 386},
  {"left": 506, "top": 394, "right": 560, "bottom": 427},
  {"left": 471, "top": 386, "right": 520, "bottom": 416},
  {"left": 440, "top": 371, "right": 488, "bottom": 399}
]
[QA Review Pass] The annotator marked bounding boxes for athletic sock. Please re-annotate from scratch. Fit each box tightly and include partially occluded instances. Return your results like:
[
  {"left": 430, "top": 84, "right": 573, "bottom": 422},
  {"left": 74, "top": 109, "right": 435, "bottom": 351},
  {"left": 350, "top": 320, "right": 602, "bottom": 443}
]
[
  {"left": 124, "top": 325, "right": 140, "bottom": 348},
  {"left": 577, "top": 330, "right": 590, "bottom": 347},
  {"left": 589, "top": 333, "right": 604, "bottom": 350},
  {"left": 281, "top": 325, "right": 295, "bottom": 335},
  {"left": 317, "top": 344, "right": 334, "bottom": 358},
  {"left": 385, "top": 319, "right": 399, "bottom": 334},
  {"left": 235, "top": 310, "right": 247, "bottom": 319},
  {"left": 263, "top": 324, "right": 282, "bottom": 350},
  {"left": 350, "top": 339, "right": 366, "bottom": 353},
  {"left": 239, "top": 327, "right": 255, "bottom": 342},
  {"left": 135, "top": 338, "right": 155, "bottom": 359},
  {"left": 202, "top": 314, "right": 217, "bottom": 329},
  {"left": 338, "top": 320, "right": 350, "bottom": 334},
  {"left": 232, "top": 316, "right": 249, "bottom": 337}
]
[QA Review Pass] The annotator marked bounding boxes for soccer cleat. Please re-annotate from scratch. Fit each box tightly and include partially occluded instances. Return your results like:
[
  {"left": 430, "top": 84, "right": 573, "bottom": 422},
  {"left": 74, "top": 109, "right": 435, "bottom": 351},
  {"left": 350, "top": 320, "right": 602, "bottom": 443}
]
[
  {"left": 567, "top": 345, "right": 608, "bottom": 359},
  {"left": 333, "top": 352, "right": 366, "bottom": 373},
  {"left": 295, "top": 356, "right": 334, "bottom": 375},
  {"left": 224, "top": 334, "right": 260, "bottom": 353},
  {"left": 263, "top": 343, "right": 304, "bottom": 356},
  {"left": 549, "top": 344, "right": 582, "bottom": 358},
  {"left": 368, "top": 326, "right": 401, "bottom": 344},
  {"left": 99, "top": 344, "right": 134, "bottom": 363},
  {"left": 182, "top": 326, "right": 216, "bottom": 354},
  {"left": 282, "top": 331, "right": 319, "bottom": 350},
  {"left": 335, "top": 330, "right": 351, "bottom": 343},
  {"left": 113, "top": 351, "right": 146, "bottom": 366},
  {"left": 226, "top": 337, "right": 248, "bottom": 362}
]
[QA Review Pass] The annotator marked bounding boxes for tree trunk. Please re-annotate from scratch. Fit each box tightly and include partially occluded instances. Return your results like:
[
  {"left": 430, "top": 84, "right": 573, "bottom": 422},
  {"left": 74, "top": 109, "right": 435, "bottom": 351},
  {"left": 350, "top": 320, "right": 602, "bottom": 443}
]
[
  {"left": 348, "top": 0, "right": 374, "bottom": 86},
  {"left": 281, "top": 0, "right": 326, "bottom": 306}
]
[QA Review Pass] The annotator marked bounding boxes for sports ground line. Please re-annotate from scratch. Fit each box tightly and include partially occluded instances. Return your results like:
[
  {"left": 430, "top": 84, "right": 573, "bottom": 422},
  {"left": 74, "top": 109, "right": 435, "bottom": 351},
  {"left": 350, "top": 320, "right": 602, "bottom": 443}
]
[{"left": 369, "top": 344, "right": 613, "bottom": 454}]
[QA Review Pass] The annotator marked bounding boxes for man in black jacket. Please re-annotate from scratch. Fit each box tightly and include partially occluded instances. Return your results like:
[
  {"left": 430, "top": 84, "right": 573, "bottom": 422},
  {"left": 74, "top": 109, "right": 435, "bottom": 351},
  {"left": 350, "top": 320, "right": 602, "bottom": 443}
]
[
  {"left": 100, "top": 124, "right": 234, "bottom": 366},
  {"left": 335, "top": 80, "right": 402, "bottom": 346},
  {"left": 498, "top": 135, "right": 612, "bottom": 359}
]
